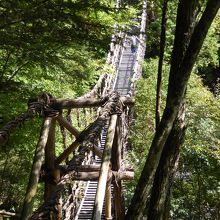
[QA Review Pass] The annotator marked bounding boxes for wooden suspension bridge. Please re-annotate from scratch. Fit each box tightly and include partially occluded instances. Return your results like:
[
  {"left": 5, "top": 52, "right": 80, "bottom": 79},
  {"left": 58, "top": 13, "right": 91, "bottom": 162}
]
[{"left": 0, "top": 2, "right": 147, "bottom": 219}]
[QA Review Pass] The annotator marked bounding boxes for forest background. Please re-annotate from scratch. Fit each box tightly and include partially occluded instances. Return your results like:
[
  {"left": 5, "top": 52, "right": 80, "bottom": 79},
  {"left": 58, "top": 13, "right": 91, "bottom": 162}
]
[{"left": 0, "top": 0, "right": 219, "bottom": 219}]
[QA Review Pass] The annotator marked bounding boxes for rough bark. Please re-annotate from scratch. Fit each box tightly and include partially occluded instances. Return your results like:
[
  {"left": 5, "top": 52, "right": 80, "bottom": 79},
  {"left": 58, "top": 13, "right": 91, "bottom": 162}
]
[
  {"left": 21, "top": 118, "right": 51, "bottom": 220},
  {"left": 147, "top": 103, "right": 186, "bottom": 219},
  {"left": 155, "top": 0, "right": 168, "bottom": 129},
  {"left": 126, "top": 0, "right": 220, "bottom": 219}
]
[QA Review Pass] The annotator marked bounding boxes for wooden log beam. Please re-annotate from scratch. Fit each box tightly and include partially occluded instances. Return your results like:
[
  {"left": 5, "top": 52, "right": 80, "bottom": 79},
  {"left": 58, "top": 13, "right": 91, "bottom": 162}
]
[
  {"left": 64, "top": 170, "right": 134, "bottom": 181},
  {"left": 112, "top": 116, "right": 126, "bottom": 220},
  {"left": 56, "top": 115, "right": 80, "bottom": 137},
  {"left": 89, "top": 145, "right": 103, "bottom": 158},
  {"left": 0, "top": 210, "right": 20, "bottom": 218},
  {"left": 54, "top": 128, "right": 102, "bottom": 166},
  {"left": 50, "top": 96, "right": 134, "bottom": 110},
  {"left": 44, "top": 119, "right": 59, "bottom": 204},
  {"left": 92, "top": 115, "right": 118, "bottom": 220},
  {"left": 55, "top": 141, "right": 79, "bottom": 165},
  {"left": 69, "top": 165, "right": 101, "bottom": 172},
  {"left": 105, "top": 174, "right": 112, "bottom": 220},
  {"left": 21, "top": 118, "right": 51, "bottom": 220}
]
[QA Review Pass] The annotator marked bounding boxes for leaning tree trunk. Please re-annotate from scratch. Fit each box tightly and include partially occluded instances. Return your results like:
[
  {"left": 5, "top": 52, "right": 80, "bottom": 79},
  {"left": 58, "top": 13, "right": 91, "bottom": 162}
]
[
  {"left": 126, "top": 0, "right": 220, "bottom": 219},
  {"left": 155, "top": 0, "right": 168, "bottom": 129},
  {"left": 147, "top": 103, "right": 186, "bottom": 219}
]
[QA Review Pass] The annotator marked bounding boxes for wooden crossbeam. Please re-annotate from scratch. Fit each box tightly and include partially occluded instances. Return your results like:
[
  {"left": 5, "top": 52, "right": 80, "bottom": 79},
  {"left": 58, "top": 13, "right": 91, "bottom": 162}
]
[
  {"left": 64, "top": 170, "right": 134, "bottom": 181},
  {"left": 0, "top": 210, "right": 20, "bottom": 218},
  {"left": 50, "top": 96, "right": 134, "bottom": 109},
  {"left": 55, "top": 115, "right": 103, "bottom": 163},
  {"left": 55, "top": 141, "right": 79, "bottom": 165},
  {"left": 56, "top": 115, "right": 80, "bottom": 137}
]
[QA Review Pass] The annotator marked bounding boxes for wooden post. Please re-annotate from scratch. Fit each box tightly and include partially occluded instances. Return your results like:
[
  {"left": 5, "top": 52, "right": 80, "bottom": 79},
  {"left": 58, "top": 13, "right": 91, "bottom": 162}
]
[
  {"left": 92, "top": 115, "right": 117, "bottom": 220},
  {"left": 105, "top": 173, "right": 112, "bottom": 220},
  {"left": 44, "top": 119, "right": 57, "bottom": 201},
  {"left": 21, "top": 118, "right": 51, "bottom": 220},
  {"left": 112, "top": 117, "right": 125, "bottom": 220}
]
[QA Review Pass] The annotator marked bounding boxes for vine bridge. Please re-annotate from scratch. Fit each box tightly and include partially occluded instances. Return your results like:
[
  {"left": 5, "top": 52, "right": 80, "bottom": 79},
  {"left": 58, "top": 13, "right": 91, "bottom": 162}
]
[{"left": 0, "top": 2, "right": 147, "bottom": 220}]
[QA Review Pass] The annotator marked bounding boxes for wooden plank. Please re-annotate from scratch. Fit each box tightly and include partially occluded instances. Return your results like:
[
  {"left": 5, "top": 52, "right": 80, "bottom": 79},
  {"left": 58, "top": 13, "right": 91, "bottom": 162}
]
[{"left": 21, "top": 118, "right": 51, "bottom": 220}]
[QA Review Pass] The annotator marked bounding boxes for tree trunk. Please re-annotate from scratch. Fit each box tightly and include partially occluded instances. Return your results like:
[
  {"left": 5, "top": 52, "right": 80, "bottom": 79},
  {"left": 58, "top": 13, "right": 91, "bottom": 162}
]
[
  {"left": 155, "top": 0, "right": 168, "bottom": 129},
  {"left": 126, "top": 0, "right": 220, "bottom": 219},
  {"left": 147, "top": 103, "right": 186, "bottom": 219}
]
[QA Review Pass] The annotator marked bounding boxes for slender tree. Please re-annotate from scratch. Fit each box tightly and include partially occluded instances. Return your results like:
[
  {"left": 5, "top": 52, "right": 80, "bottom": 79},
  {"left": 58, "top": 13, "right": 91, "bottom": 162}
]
[
  {"left": 126, "top": 0, "right": 220, "bottom": 219},
  {"left": 155, "top": 0, "right": 169, "bottom": 129}
]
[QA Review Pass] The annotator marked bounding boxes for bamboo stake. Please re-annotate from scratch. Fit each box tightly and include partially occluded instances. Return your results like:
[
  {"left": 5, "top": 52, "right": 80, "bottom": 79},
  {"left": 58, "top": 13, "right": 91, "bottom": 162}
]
[
  {"left": 21, "top": 118, "right": 51, "bottom": 220},
  {"left": 92, "top": 115, "right": 117, "bottom": 220}
]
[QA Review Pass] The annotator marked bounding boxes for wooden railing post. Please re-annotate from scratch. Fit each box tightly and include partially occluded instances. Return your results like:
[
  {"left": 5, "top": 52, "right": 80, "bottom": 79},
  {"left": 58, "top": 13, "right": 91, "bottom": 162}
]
[
  {"left": 21, "top": 118, "right": 51, "bottom": 220},
  {"left": 92, "top": 115, "right": 117, "bottom": 220},
  {"left": 44, "top": 119, "right": 56, "bottom": 201},
  {"left": 112, "top": 116, "right": 125, "bottom": 220},
  {"left": 44, "top": 119, "right": 62, "bottom": 219},
  {"left": 105, "top": 172, "right": 112, "bottom": 220}
]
